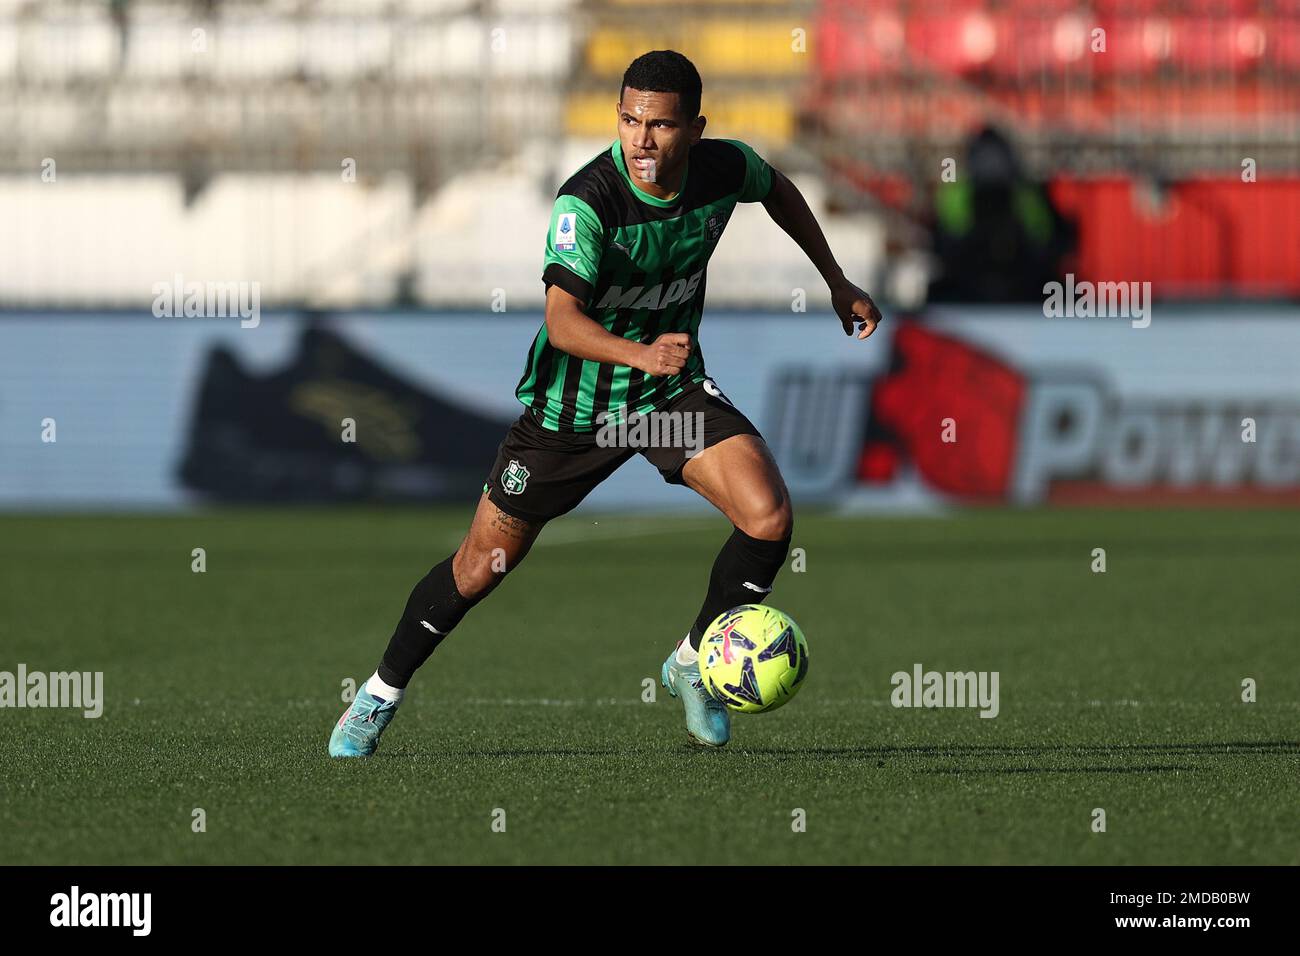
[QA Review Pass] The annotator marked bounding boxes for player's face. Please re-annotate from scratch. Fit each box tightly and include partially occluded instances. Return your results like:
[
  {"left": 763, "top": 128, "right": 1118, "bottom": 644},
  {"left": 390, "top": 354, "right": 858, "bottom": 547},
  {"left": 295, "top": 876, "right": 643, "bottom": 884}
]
[{"left": 616, "top": 88, "right": 704, "bottom": 198}]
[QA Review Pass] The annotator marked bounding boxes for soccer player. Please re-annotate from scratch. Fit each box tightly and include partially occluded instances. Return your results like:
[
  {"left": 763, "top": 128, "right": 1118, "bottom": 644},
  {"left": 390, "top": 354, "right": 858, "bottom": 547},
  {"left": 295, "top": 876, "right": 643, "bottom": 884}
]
[{"left": 330, "top": 49, "right": 880, "bottom": 756}]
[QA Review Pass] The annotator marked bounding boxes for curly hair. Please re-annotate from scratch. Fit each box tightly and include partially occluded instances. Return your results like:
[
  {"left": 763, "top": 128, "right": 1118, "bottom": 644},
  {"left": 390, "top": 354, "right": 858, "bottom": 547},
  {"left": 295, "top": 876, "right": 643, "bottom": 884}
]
[{"left": 620, "top": 50, "right": 702, "bottom": 121}]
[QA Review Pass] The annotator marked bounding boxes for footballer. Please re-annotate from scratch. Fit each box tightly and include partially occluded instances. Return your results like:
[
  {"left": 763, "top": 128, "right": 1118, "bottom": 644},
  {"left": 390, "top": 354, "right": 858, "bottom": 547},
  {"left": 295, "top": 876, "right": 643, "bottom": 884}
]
[{"left": 330, "top": 50, "right": 881, "bottom": 755}]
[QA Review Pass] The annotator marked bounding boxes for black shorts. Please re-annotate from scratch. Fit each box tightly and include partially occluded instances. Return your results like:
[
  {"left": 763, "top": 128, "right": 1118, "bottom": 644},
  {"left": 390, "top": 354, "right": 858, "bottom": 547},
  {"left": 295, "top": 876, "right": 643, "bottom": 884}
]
[{"left": 484, "top": 377, "right": 762, "bottom": 524}]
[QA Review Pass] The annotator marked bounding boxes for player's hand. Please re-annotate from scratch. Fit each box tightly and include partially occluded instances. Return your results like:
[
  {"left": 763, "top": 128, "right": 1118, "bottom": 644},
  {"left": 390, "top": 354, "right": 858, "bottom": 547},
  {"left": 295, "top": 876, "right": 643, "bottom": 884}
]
[
  {"left": 639, "top": 332, "right": 691, "bottom": 377},
  {"left": 831, "top": 278, "right": 883, "bottom": 340}
]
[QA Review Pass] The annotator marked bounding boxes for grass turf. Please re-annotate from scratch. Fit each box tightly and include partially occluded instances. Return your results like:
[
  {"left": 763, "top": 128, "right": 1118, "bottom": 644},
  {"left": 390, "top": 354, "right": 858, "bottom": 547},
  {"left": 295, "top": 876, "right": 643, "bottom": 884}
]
[{"left": 1, "top": 506, "right": 1298, "bottom": 865}]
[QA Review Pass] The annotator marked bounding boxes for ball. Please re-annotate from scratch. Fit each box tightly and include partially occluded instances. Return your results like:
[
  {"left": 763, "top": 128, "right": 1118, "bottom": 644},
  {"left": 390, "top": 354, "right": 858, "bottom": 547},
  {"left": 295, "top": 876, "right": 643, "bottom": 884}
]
[{"left": 698, "top": 604, "right": 809, "bottom": 714}]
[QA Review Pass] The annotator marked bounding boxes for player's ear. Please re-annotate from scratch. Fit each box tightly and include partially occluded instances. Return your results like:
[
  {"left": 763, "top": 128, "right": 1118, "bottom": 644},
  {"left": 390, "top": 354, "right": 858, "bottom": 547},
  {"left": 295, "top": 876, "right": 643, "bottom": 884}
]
[{"left": 691, "top": 114, "right": 706, "bottom": 145}]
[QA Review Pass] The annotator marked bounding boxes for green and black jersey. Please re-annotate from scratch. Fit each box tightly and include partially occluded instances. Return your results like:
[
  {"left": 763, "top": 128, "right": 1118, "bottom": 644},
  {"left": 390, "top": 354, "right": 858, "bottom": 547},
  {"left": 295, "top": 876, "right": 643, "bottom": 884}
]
[{"left": 515, "top": 137, "right": 775, "bottom": 432}]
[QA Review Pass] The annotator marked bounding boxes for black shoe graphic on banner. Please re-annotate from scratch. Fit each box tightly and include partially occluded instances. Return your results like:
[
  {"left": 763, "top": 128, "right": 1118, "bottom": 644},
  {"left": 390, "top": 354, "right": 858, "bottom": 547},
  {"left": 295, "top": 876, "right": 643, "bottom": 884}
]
[{"left": 177, "top": 321, "right": 511, "bottom": 502}]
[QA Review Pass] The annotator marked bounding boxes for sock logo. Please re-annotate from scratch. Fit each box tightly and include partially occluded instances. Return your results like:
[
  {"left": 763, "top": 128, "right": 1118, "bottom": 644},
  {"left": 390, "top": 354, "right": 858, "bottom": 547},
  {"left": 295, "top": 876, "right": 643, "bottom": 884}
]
[
  {"left": 741, "top": 581, "right": 772, "bottom": 593},
  {"left": 418, "top": 620, "right": 445, "bottom": 635},
  {"left": 501, "top": 459, "right": 530, "bottom": 495}
]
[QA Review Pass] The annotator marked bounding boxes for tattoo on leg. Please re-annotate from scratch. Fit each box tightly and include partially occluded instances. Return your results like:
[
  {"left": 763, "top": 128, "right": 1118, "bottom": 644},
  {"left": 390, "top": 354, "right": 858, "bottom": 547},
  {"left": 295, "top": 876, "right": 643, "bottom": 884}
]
[{"left": 489, "top": 505, "right": 534, "bottom": 541}]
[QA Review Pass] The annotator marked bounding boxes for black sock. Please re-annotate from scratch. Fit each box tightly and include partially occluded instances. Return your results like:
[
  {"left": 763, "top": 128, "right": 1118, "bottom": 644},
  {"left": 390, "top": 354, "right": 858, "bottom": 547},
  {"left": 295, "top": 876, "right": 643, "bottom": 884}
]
[
  {"left": 377, "top": 554, "right": 481, "bottom": 688},
  {"left": 688, "top": 527, "right": 792, "bottom": 649}
]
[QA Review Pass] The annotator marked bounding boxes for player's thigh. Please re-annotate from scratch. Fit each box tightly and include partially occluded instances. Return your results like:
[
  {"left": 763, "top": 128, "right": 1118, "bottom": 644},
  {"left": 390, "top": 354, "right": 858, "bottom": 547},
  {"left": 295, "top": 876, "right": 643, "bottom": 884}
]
[
  {"left": 458, "top": 409, "right": 628, "bottom": 593},
  {"left": 681, "top": 433, "right": 793, "bottom": 541},
  {"left": 452, "top": 491, "right": 545, "bottom": 594},
  {"left": 485, "top": 409, "right": 631, "bottom": 526}
]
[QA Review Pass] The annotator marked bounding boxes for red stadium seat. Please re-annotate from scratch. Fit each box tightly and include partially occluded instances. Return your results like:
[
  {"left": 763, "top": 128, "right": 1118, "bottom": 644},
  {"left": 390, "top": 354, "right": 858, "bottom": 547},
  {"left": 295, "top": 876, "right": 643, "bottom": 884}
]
[
  {"left": 1269, "top": 22, "right": 1300, "bottom": 68},
  {"left": 1048, "top": 177, "right": 1300, "bottom": 297},
  {"left": 906, "top": 13, "right": 1000, "bottom": 75}
]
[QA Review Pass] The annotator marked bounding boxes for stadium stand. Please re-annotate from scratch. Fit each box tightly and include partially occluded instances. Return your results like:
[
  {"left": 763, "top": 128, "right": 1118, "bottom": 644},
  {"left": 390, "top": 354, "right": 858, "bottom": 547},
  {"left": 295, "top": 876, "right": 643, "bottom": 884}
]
[{"left": 0, "top": 0, "right": 1295, "bottom": 306}]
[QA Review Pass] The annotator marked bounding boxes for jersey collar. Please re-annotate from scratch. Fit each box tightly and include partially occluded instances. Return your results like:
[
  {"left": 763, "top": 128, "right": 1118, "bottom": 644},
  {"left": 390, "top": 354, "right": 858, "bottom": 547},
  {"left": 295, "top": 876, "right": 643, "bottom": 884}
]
[{"left": 610, "top": 140, "right": 687, "bottom": 207}]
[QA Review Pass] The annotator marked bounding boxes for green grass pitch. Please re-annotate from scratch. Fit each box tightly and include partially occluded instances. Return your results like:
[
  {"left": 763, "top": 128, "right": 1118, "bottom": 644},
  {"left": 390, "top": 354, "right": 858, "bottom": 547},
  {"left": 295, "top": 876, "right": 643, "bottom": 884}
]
[{"left": 2, "top": 506, "right": 1298, "bottom": 865}]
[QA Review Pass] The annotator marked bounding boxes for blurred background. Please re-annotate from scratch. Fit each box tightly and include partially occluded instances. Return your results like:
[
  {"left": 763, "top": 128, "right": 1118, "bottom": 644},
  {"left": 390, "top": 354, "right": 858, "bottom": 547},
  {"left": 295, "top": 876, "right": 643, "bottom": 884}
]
[{"left": 1, "top": 0, "right": 1298, "bottom": 511}]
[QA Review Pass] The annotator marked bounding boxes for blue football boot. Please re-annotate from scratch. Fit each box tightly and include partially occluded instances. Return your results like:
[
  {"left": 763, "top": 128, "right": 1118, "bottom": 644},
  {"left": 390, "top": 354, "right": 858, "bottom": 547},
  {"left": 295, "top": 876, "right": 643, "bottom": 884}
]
[
  {"left": 661, "top": 640, "right": 731, "bottom": 747},
  {"left": 329, "top": 684, "right": 401, "bottom": 758}
]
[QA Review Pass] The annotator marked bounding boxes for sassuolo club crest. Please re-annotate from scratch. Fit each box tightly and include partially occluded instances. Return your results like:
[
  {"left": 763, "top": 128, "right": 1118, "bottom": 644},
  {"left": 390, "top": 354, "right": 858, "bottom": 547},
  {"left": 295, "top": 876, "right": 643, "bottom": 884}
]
[
  {"left": 501, "top": 459, "right": 530, "bottom": 495},
  {"left": 705, "top": 212, "right": 726, "bottom": 242}
]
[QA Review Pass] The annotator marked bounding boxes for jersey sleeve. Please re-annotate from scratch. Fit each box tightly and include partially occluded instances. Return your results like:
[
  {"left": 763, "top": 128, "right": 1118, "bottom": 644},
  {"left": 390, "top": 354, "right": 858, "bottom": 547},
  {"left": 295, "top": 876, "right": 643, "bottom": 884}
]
[
  {"left": 542, "top": 194, "right": 605, "bottom": 306},
  {"left": 722, "top": 139, "right": 775, "bottom": 203}
]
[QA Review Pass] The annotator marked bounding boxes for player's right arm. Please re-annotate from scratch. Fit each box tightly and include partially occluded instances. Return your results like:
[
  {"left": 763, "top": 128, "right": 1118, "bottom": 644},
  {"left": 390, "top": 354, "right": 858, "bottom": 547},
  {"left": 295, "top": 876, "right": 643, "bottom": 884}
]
[
  {"left": 545, "top": 284, "right": 690, "bottom": 377},
  {"left": 541, "top": 193, "right": 688, "bottom": 376}
]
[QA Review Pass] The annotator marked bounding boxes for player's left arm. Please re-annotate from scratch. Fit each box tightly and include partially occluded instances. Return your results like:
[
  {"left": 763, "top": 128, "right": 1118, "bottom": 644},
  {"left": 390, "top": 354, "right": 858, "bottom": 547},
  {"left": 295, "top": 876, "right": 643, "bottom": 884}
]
[{"left": 752, "top": 159, "right": 883, "bottom": 341}]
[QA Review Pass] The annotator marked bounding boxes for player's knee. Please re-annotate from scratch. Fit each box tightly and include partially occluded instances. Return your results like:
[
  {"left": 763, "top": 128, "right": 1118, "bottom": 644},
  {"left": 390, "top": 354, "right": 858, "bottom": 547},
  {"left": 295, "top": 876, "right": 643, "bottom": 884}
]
[
  {"left": 739, "top": 496, "right": 793, "bottom": 543},
  {"left": 452, "top": 542, "right": 516, "bottom": 598}
]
